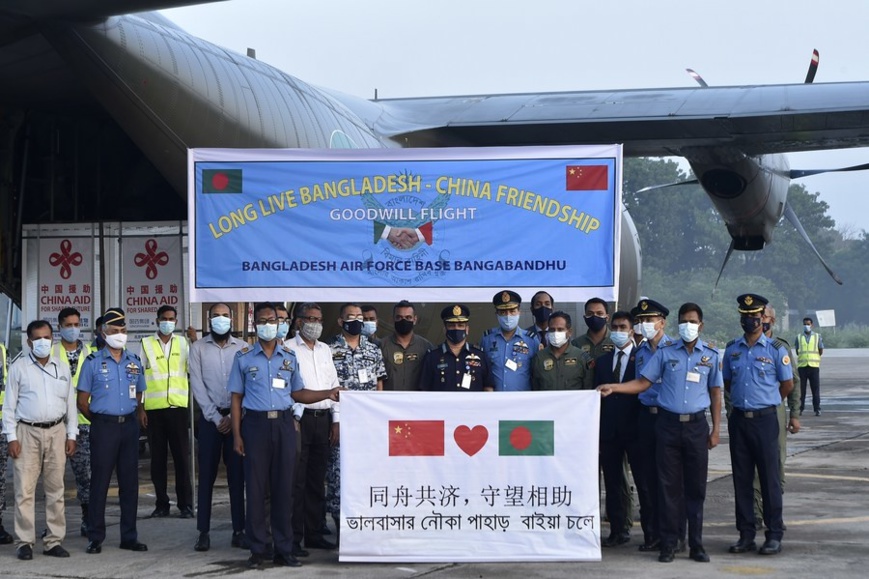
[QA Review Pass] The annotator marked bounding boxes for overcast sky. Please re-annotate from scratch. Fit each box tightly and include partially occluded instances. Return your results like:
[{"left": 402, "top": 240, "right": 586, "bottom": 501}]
[{"left": 163, "top": 0, "right": 869, "bottom": 234}]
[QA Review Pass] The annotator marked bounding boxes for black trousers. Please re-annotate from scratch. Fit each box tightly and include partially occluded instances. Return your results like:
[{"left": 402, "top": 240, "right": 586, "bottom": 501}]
[
  {"left": 798, "top": 366, "right": 821, "bottom": 412},
  {"left": 634, "top": 406, "right": 660, "bottom": 543},
  {"left": 655, "top": 413, "right": 709, "bottom": 550},
  {"left": 600, "top": 436, "right": 644, "bottom": 537},
  {"left": 197, "top": 415, "right": 245, "bottom": 534},
  {"left": 242, "top": 410, "right": 296, "bottom": 557},
  {"left": 147, "top": 406, "right": 193, "bottom": 511},
  {"left": 88, "top": 415, "right": 139, "bottom": 544},
  {"left": 293, "top": 410, "right": 331, "bottom": 544}
]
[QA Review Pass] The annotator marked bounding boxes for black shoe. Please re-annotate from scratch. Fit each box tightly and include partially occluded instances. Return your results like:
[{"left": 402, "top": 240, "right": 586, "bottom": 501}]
[
  {"left": 43, "top": 545, "right": 70, "bottom": 558},
  {"left": 602, "top": 532, "right": 631, "bottom": 547},
  {"left": 728, "top": 537, "right": 757, "bottom": 553},
  {"left": 86, "top": 540, "right": 102, "bottom": 554},
  {"left": 17, "top": 544, "right": 33, "bottom": 560},
  {"left": 759, "top": 539, "right": 782, "bottom": 555},
  {"left": 150, "top": 507, "right": 170, "bottom": 518},
  {"left": 638, "top": 538, "right": 660, "bottom": 552},
  {"left": 179, "top": 506, "right": 194, "bottom": 519},
  {"left": 815, "top": 409, "right": 821, "bottom": 416},
  {"left": 292, "top": 542, "right": 310, "bottom": 557},
  {"left": 690, "top": 546, "right": 710, "bottom": 562},
  {"left": 305, "top": 536, "right": 337, "bottom": 550},
  {"left": 658, "top": 548, "right": 674, "bottom": 563},
  {"left": 0, "top": 526, "right": 13, "bottom": 544},
  {"left": 119, "top": 541, "right": 148, "bottom": 552},
  {"left": 194, "top": 532, "right": 210, "bottom": 552},
  {"left": 273, "top": 553, "right": 303, "bottom": 567},
  {"left": 247, "top": 554, "right": 264, "bottom": 569},
  {"left": 230, "top": 531, "right": 249, "bottom": 549}
]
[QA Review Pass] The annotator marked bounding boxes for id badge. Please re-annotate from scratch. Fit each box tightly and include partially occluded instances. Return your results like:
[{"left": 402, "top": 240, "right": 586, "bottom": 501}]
[
  {"left": 460, "top": 373, "right": 472, "bottom": 390},
  {"left": 272, "top": 378, "right": 286, "bottom": 389},
  {"left": 686, "top": 371, "right": 701, "bottom": 383},
  {"left": 129, "top": 384, "right": 137, "bottom": 399},
  {"left": 358, "top": 369, "right": 369, "bottom": 383},
  {"left": 505, "top": 359, "right": 518, "bottom": 371}
]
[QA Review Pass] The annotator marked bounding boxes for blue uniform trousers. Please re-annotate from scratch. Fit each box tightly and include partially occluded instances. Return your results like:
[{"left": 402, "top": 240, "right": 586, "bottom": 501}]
[
  {"left": 197, "top": 415, "right": 245, "bottom": 534},
  {"left": 655, "top": 410, "right": 709, "bottom": 550},
  {"left": 242, "top": 410, "right": 296, "bottom": 557},
  {"left": 729, "top": 408, "right": 783, "bottom": 541},
  {"left": 634, "top": 406, "right": 661, "bottom": 543},
  {"left": 88, "top": 414, "right": 140, "bottom": 544}
]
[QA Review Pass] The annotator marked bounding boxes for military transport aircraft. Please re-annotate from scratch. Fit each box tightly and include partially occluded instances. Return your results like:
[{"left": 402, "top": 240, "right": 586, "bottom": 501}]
[{"left": 3, "top": 0, "right": 869, "bottom": 310}]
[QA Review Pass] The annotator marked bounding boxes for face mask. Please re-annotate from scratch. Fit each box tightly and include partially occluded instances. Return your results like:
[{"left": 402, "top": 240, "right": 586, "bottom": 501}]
[
  {"left": 546, "top": 331, "right": 568, "bottom": 347},
  {"left": 498, "top": 314, "right": 520, "bottom": 332},
  {"left": 159, "top": 321, "right": 176, "bottom": 335},
  {"left": 641, "top": 321, "right": 658, "bottom": 339},
  {"left": 610, "top": 331, "right": 631, "bottom": 348},
  {"left": 678, "top": 322, "right": 700, "bottom": 343},
  {"left": 301, "top": 322, "right": 323, "bottom": 342},
  {"left": 394, "top": 319, "right": 414, "bottom": 336},
  {"left": 762, "top": 322, "right": 771, "bottom": 334},
  {"left": 59, "top": 326, "right": 80, "bottom": 343},
  {"left": 804, "top": 325, "right": 812, "bottom": 333},
  {"left": 256, "top": 323, "right": 278, "bottom": 341},
  {"left": 740, "top": 316, "right": 762, "bottom": 334},
  {"left": 104, "top": 332, "right": 128, "bottom": 350},
  {"left": 277, "top": 322, "right": 290, "bottom": 339},
  {"left": 362, "top": 321, "right": 377, "bottom": 337},
  {"left": 342, "top": 319, "right": 363, "bottom": 336},
  {"left": 210, "top": 316, "right": 231, "bottom": 336},
  {"left": 446, "top": 329, "right": 466, "bottom": 344},
  {"left": 532, "top": 306, "right": 552, "bottom": 325},
  {"left": 584, "top": 315, "right": 607, "bottom": 332},
  {"left": 633, "top": 323, "right": 643, "bottom": 336},
  {"left": 31, "top": 338, "right": 52, "bottom": 358}
]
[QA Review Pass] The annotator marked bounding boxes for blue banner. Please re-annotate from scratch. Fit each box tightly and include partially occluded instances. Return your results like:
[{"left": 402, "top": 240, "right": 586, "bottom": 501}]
[{"left": 188, "top": 146, "right": 622, "bottom": 302}]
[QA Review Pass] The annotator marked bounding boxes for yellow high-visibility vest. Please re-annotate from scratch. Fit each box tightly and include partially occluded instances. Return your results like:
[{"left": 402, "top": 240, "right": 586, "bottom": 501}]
[
  {"left": 141, "top": 335, "right": 189, "bottom": 410},
  {"left": 53, "top": 341, "right": 95, "bottom": 426},
  {"left": 797, "top": 333, "right": 821, "bottom": 368}
]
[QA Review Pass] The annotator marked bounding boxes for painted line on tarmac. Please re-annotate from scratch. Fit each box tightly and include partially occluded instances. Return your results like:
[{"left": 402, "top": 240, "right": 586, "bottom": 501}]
[{"left": 709, "top": 470, "right": 869, "bottom": 483}]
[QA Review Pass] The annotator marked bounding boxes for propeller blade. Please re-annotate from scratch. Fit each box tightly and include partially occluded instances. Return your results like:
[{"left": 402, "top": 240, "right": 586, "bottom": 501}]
[
  {"left": 635, "top": 179, "right": 699, "bottom": 194},
  {"left": 712, "top": 240, "right": 736, "bottom": 299},
  {"left": 789, "top": 161, "right": 869, "bottom": 179},
  {"left": 805, "top": 49, "right": 820, "bottom": 84},
  {"left": 686, "top": 68, "right": 708, "bottom": 88},
  {"left": 783, "top": 203, "right": 843, "bottom": 284}
]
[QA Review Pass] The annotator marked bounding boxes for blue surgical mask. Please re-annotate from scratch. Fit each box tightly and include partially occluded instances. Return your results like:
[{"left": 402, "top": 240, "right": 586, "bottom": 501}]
[
  {"left": 59, "top": 326, "right": 80, "bottom": 344},
  {"left": 31, "top": 338, "right": 52, "bottom": 359},
  {"left": 257, "top": 323, "right": 278, "bottom": 341},
  {"left": 210, "top": 316, "right": 231, "bottom": 335},
  {"left": 277, "top": 321, "right": 290, "bottom": 339},
  {"left": 610, "top": 331, "right": 631, "bottom": 348},
  {"left": 498, "top": 314, "right": 520, "bottom": 332},
  {"left": 362, "top": 321, "right": 377, "bottom": 337},
  {"left": 159, "top": 321, "right": 176, "bottom": 336}
]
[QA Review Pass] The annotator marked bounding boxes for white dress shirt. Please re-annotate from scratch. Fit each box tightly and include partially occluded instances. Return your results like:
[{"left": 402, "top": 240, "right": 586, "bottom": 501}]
[
  {"left": 612, "top": 342, "right": 634, "bottom": 383},
  {"left": 3, "top": 353, "right": 77, "bottom": 441},
  {"left": 285, "top": 333, "right": 340, "bottom": 422}
]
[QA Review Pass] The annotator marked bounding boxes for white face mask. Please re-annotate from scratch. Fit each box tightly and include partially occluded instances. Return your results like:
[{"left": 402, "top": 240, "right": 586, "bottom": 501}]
[
  {"left": 546, "top": 331, "right": 569, "bottom": 347},
  {"left": 678, "top": 322, "right": 700, "bottom": 343},
  {"left": 641, "top": 321, "right": 658, "bottom": 339},
  {"left": 633, "top": 323, "right": 643, "bottom": 336},
  {"left": 610, "top": 331, "right": 631, "bottom": 348},
  {"left": 31, "top": 337, "right": 53, "bottom": 358},
  {"left": 104, "top": 332, "right": 128, "bottom": 350},
  {"left": 804, "top": 325, "right": 812, "bottom": 333}
]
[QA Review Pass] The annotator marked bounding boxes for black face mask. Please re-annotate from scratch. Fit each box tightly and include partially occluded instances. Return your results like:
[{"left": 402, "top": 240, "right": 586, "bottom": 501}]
[
  {"left": 394, "top": 319, "right": 414, "bottom": 336},
  {"left": 762, "top": 322, "right": 771, "bottom": 333},
  {"left": 740, "top": 315, "right": 762, "bottom": 334},
  {"left": 584, "top": 315, "right": 607, "bottom": 332},
  {"left": 343, "top": 320, "right": 363, "bottom": 336},
  {"left": 532, "top": 306, "right": 552, "bottom": 325},
  {"left": 446, "top": 329, "right": 467, "bottom": 344}
]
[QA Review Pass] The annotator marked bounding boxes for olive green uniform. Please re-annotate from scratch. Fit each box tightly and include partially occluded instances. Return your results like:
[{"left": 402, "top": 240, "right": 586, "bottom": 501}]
[{"left": 531, "top": 345, "right": 594, "bottom": 391}]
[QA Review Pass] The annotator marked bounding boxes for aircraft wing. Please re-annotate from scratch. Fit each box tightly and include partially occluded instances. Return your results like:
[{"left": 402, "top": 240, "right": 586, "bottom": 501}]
[{"left": 353, "top": 83, "right": 869, "bottom": 157}]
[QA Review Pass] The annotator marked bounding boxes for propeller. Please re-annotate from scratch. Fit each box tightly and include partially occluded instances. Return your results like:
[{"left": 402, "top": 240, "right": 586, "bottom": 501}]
[
  {"left": 805, "top": 49, "right": 820, "bottom": 84},
  {"left": 686, "top": 68, "right": 708, "bottom": 88},
  {"left": 789, "top": 161, "right": 869, "bottom": 179},
  {"left": 783, "top": 203, "right": 843, "bottom": 284},
  {"left": 634, "top": 179, "right": 699, "bottom": 194},
  {"left": 712, "top": 240, "right": 737, "bottom": 299}
]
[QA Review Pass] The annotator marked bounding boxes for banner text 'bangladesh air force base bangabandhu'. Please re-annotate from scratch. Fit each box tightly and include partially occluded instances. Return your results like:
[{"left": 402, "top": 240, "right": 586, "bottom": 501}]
[
  {"left": 188, "top": 146, "right": 622, "bottom": 303},
  {"left": 340, "top": 390, "right": 601, "bottom": 562}
]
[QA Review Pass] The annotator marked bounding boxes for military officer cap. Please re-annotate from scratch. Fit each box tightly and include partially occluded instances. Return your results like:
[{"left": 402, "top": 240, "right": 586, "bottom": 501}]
[
  {"left": 736, "top": 293, "right": 768, "bottom": 314},
  {"left": 102, "top": 307, "right": 126, "bottom": 326},
  {"left": 441, "top": 304, "right": 470, "bottom": 323},
  {"left": 635, "top": 298, "right": 669, "bottom": 318},
  {"left": 493, "top": 290, "right": 521, "bottom": 310}
]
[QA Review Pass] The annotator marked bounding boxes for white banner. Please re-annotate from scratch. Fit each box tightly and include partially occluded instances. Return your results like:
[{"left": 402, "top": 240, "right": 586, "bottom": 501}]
[
  {"left": 37, "top": 237, "right": 94, "bottom": 329},
  {"left": 121, "top": 236, "right": 184, "bottom": 332},
  {"left": 340, "top": 391, "right": 601, "bottom": 562}
]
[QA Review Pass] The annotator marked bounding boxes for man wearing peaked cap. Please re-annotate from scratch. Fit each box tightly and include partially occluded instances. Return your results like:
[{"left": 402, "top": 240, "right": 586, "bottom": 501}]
[
  {"left": 481, "top": 291, "right": 540, "bottom": 392},
  {"left": 723, "top": 293, "right": 793, "bottom": 556},
  {"left": 636, "top": 298, "right": 670, "bottom": 319},
  {"left": 419, "top": 305, "right": 492, "bottom": 391}
]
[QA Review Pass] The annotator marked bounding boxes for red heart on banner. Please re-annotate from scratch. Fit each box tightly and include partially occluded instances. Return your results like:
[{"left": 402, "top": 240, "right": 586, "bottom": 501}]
[{"left": 454, "top": 425, "right": 488, "bottom": 456}]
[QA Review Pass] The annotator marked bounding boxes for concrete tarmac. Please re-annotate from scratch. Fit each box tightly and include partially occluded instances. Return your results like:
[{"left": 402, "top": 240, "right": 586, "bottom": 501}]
[{"left": 1, "top": 351, "right": 867, "bottom": 577}]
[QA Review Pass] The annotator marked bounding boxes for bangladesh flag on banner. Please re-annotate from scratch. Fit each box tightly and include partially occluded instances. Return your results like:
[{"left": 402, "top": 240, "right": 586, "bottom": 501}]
[
  {"left": 498, "top": 420, "right": 554, "bottom": 456},
  {"left": 388, "top": 420, "right": 445, "bottom": 456},
  {"left": 202, "top": 169, "right": 243, "bottom": 193}
]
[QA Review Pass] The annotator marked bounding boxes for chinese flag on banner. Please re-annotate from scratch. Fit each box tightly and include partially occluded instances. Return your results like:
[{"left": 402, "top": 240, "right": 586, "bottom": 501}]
[
  {"left": 566, "top": 165, "right": 608, "bottom": 190},
  {"left": 388, "top": 420, "right": 445, "bottom": 456}
]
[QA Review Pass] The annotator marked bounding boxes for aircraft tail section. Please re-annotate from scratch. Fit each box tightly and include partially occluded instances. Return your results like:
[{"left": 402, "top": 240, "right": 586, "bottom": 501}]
[{"left": 0, "top": 0, "right": 224, "bottom": 21}]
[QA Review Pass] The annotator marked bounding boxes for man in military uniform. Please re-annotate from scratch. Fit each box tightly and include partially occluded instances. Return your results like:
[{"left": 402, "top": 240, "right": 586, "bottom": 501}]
[
  {"left": 531, "top": 311, "right": 593, "bottom": 391},
  {"left": 724, "top": 293, "right": 793, "bottom": 557},
  {"left": 480, "top": 290, "right": 540, "bottom": 392},
  {"left": 76, "top": 307, "right": 148, "bottom": 554},
  {"left": 230, "top": 302, "right": 341, "bottom": 569},
  {"left": 571, "top": 297, "right": 615, "bottom": 360},
  {"left": 599, "top": 303, "right": 722, "bottom": 563},
  {"left": 0, "top": 338, "right": 13, "bottom": 544},
  {"left": 381, "top": 300, "right": 433, "bottom": 391},
  {"left": 420, "top": 305, "right": 493, "bottom": 392},
  {"left": 525, "top": 291, "right": 554, "bottom": 347}
]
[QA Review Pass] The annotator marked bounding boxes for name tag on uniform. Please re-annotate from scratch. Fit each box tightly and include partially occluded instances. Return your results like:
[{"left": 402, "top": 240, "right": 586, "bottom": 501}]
[
  {"left": 505, "top": 359, "right": 518, "bottom": 371},
  {"left": 686, "top": 372, "right": 701, "bottom": 383},
  {"left": 358, "top": 369, "right": 369, "bottom": 383},
  {"left": 272, "top": 378, "right": 286, "bottom": 389},
  {"left": 460, "top": 373, "right": 472, "bottom": 390},
  {"left": 129, "top": 384, "right": 137, "bottom": 399}
]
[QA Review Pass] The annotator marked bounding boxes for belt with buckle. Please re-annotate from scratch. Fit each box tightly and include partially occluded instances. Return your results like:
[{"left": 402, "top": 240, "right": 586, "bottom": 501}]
[
  {"left": 659, "top": 409, "right": 706, "bottom": 422},
  {"left": 303, "top": 409, "right": 330, "bottom": 418},
  {"left": 19, "top": 417, "right": 65, "bottom": 429},
  {"left": 642, "top": 405, "right": 659, "bottom": 414},
  {"left": 217, "top": 408, "right": 231, "bottom": 417},
  {"left": 91, "top": 412, "right": 136, "bottom": 424},
  {"left": 244, "top": 409, "right": 290, "bottom": 420},
  {"left": 736, "top": 406, "right": 777, "bottom": 419}
]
